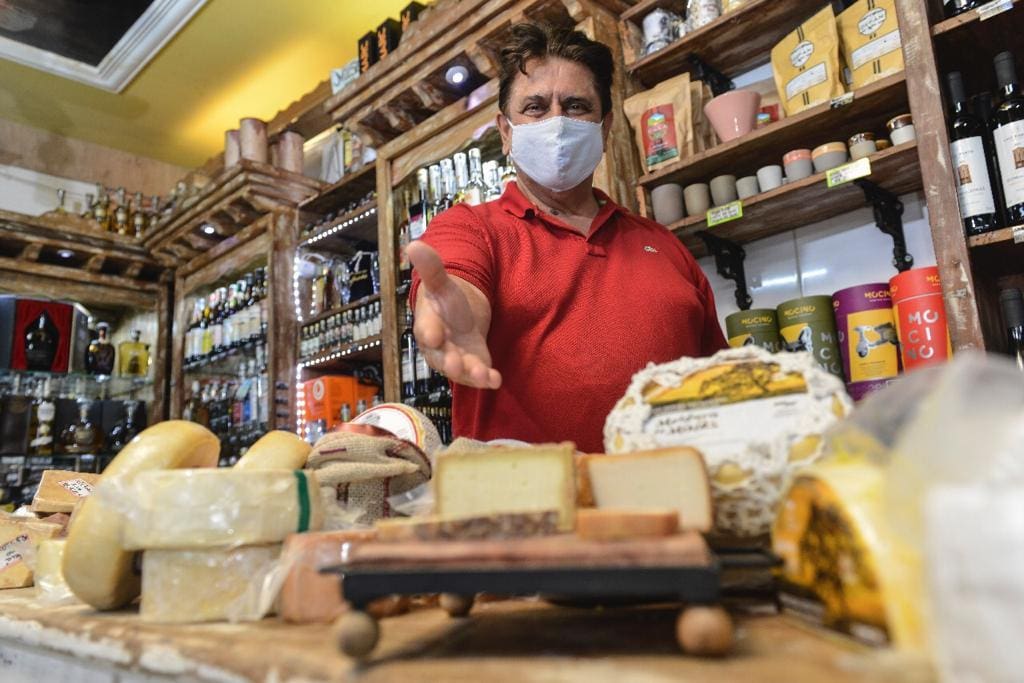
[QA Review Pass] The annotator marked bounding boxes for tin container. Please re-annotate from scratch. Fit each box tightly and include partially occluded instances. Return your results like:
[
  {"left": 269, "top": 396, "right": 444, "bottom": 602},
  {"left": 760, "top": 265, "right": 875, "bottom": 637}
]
[
  {"left": 833, "top": 283, "right": 901, "bottom": 400},
  {"left": 725, "top": 309, "right": 782, "bottom": 352},
  {"left": 777, "top": 295, "right": 843, "bottom": 378},
  {"left": 890, "top": 266, "right": 952, "bottom": 371}
]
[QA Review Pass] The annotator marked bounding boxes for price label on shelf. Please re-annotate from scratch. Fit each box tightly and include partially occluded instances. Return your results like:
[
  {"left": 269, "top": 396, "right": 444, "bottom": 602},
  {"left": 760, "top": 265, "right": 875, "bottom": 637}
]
[
  {"left": 826, "top": 158, "right": 872, "bottom": 188},
  {"left": 1013, "top": 226, "right": 1024, "bottom": 244},
  {"left": 706, "top": 201, "right": 743, "bottom": 227},
  {"left": 979, "top": 0, "right": 1014, "bottom": 21},
  {"left": 830, "top": 92, "right": 855, "bottom": 109}
]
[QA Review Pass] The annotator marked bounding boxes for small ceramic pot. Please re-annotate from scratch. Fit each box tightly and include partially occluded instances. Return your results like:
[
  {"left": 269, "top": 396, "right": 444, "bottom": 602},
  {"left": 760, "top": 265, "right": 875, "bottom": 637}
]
[
  {"left": 736, "top": 176, "right": 760, "bottom": 200},
  {"left": 684, "top": 183, "right": 712, "bottom": 216},
  {"left": 848, "top": 132, "right": 877, "bottom": 161},
  {"left": 710, "top": 175, "right": 739, "bottom": 206},
  {"left": 756, "top": 164, "right": 784, "bottom": 191},
  {"left": 783, "top": 149, "right": 813, "bottom": 181},
  {"left": 651, "top": 183, "right": 685, "bottom": 224},
  {"left": 812, "top": 142, "right": 849, "bottom": 173},
  {"left": 239, "top": 117, "right": 268, "bottom": 163},
  {"left": 703, "top": 89, "right": 762, "bottom": 142},
  {"left": 888, "top": 114, "right": 916, "bottom": 145}
]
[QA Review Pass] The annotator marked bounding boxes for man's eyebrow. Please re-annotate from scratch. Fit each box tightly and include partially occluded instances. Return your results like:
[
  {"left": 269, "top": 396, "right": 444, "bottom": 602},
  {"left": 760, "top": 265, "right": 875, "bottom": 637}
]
[
  {"left": 560, "top": 95, "right": 594, "bottom": 107},
  {"left": 520, "top": 94, "right": 549, "bottom": 104}
]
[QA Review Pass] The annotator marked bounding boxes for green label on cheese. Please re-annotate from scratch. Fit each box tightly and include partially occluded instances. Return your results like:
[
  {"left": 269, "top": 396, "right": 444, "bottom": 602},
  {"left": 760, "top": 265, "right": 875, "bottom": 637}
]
[{"left": 294, "top": 470, "right": 312, "bottom": 532}]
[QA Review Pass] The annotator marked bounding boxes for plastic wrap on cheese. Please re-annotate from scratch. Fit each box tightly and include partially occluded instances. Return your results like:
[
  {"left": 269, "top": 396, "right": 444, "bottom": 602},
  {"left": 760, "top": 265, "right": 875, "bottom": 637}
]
[
  {"left": 94, "top": 469, "right": 323, "bottom": 550},
  {"left": 140, "top": 545, "right": 284, "bottom": 623},
  {"left": 605, "top": 347, "right": 852, "bottom": 537},
  {"left": 34, "top": 539, "right": 76, "bottom": 605},
  {"left": 0, "top": 513, "right": 62, "bottom": 589}
]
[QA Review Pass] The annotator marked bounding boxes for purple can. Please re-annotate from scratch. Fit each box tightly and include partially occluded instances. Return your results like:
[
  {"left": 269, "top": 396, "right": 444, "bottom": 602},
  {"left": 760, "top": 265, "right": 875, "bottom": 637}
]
[{"left": 833, "top": 283, "right": 901, "bottom": 401}]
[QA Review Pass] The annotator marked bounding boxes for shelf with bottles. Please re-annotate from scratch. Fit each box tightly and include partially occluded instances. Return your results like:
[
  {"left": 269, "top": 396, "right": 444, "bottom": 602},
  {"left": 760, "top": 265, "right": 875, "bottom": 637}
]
[
  {"left": 299, "top": 199, "right": 379, "bottom": 251},
  {"left": 302, "top": 294, "right": 381, "bottom": 329},
  {"left": 298, "top": 336, "right": 383, "bottom": 370},
  {"left": 620, "top": 0, "right": 823, "bottom": 88},
  {"left": 669, "top": 142, "right": 920, "bottom": 257},
  {"left": 182, "top": 374, "right": 273, "bottom": 467},
  {"left": 300, "top": 163, "right": 379, "bottom": 216},
  {"left": 182, "top": 265, "right": 270, "bottom": 371},
  {"left": 968, "top": 224, "right": 1024, "bottom": 248},
  {"left": 299, "top": 299, "right": 382, "bottom": 361},
  {"left": 932, "top": 0, "right": 1023, "bottom": 36},
  {"left": 0, "top": 370, "right": 153, "bottom": 403}
]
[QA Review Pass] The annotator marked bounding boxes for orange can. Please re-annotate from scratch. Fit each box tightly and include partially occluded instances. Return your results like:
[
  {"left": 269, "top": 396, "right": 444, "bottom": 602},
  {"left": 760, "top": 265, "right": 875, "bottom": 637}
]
[{"left": 889, "top": 266, "right": 952, "bottom": 371}]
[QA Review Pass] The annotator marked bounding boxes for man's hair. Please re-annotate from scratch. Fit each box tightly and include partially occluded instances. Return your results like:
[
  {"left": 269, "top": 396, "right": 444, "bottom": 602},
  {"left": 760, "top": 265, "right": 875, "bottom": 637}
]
[{"left": 497, "top": 23, "right": 614, "bottom": 118}]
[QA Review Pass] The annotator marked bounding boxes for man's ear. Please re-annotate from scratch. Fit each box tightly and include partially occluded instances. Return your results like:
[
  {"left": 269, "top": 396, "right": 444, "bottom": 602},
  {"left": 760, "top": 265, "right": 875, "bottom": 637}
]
[
  {"left": 601, "top": 111, "right": 613, "bottom": 144},
  {"left": 497, "top": 112, "right": 513, "bottom": 155}
]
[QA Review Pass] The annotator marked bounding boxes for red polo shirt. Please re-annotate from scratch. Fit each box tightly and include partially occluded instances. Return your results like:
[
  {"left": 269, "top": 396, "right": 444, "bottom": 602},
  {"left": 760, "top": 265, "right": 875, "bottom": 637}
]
[{"left": 411, "top": 182, "right": 726, "bottom": 453}]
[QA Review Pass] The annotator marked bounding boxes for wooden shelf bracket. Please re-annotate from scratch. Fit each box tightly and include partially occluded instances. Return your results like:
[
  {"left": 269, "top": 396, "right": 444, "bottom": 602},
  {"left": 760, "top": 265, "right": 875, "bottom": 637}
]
[
  {"left": 855, "top": 179, "right": 914, "bottom": 273},
  {"left": 696, "top": 231, "right": 752, "bottom": 311}
]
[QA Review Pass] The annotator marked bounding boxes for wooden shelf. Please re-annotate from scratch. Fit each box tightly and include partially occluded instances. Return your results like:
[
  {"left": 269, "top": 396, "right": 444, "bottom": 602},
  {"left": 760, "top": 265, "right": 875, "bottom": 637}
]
[
  {"left": 624, "top": 0, "right": 821, "bottom": 87},
  {"left": 300, "top": 294, "right": 381, "bottom": 327},
  {"left": 298, "top": 337, "right": 383, "bottom": 371},
  {"left": 932, "top": 0, "right": 1024, "bottom": 36},
  {"left": 299, "top": 165, "right": 377, "bottom": 215},
  {"left": 299, "top": 201, "right": 378, "bottom": 250},
  {"left": 638, "top": 73, "right": 908, "bottom": 191},
  {"left": 968, "top": 225, "right": 1024, "bottom": 248},
  {"left": 669, "top": 142, "right": 921, "bottom": 258}
]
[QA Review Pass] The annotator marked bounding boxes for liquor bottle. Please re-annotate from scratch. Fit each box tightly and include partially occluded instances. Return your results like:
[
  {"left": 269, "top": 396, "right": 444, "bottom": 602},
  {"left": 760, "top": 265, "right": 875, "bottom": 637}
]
[
  {"left": 147, "top": 195, "right": 161, "bottom": 234},
  {"left": 185, "top": 300, "right": 199, "bottom": 365},
  {"left": 464, "top": 148, "right": 487, "bottom": 206},
  {"left": 81, "top": 193, "right": 95, "bottom": 219},
  {"left": 211, "top": 288, "right": 225, "bottom": 355},
  {"left": 114, "top": 188, "right": 129, "bottom": 235},
  {"left": 440, "top": 158, "right": 456, "bottom": 210},
  {"left": 409, "top": 169, "right": 430, "bottom": 240},
  {"left": 107, "top": 401, "right": 140, "bottom": 453},
  {"left": 340, "top": 403, "right": 353, "bottom": 423},
  {"left": 131, "top": 191, "right": 146, "bottom": 238},
  {"left": 946, "top": 72, "right": 1001, "bottom": 235},
  {"left": 453, "top": 152, "right": 470, "bottom": 203},
  {"left": 24, "top": 311, "right": 58, "bottom": 372},
  {"left": 993, "top": 51, "right": 1024, "bottom": 226},
  {"left": 200, "top": 295, "right": 213, "bottom": 359},
  {"left": 428, "top": 164, "right": 445, "bottom": 224},
  {"left": 401, "top": 310, "right": 416, "bottom": 401},
  {"left": 60, "top": 400, "right": 101, "bottom": 454},
  {"left": 118, "top": 330, "right": 149, "bottom": 378},
  {"left": 93, "top": 185, "right": 109, "bottom": 231},
  {"left": 482, "top": 160, "right": 502, "bottom": 201},
  {"left": 944, "top": 0, "right": 979, "bottom": 18},
  {"left": 257, "top": 267, "right": 269, "bottom": 342},
  {"left": 28, "top": 378, "right": 55, "bottom": 456},
  {"left": 87, "top": 322, "right": 115, "bottom": 376},
  {"left": 1000, "top": 288, "right": 1024, "bottom": 372}
]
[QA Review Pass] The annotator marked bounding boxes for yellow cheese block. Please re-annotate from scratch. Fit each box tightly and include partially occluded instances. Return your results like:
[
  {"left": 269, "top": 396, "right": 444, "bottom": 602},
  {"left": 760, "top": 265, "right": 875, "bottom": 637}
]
[
  {"left": 119, "top": 469, "right": 323, "bottom": 550},
  {"left": 35, "top": 539, "right": 74, "bottom": 603},
  {"left": 576, "top": 508, "right": 680, "bottom": 541},
  {"left": 0, "top": 514, "right": 62, "bottom": 589},
  {"left": 63, "top": 420, "right": 220, "bottom": 610},
  {"left": 435, "top": 442, "right": 576, "bottom": 531},
  {"left": 140, "top": 545, "right": 282, "bottom": 623},
  {"left": 234, "top": 430, "right": 312, "bottom": 470},
  {"left": 585, "top": 448, "right": 713, "bottom": 532},
  {"left": 32, "top": 470, "right": 101, "bottom": 513}
]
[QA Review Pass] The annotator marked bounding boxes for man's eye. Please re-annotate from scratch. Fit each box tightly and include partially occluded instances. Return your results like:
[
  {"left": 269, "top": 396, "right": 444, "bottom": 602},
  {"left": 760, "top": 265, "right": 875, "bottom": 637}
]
[{"left": 524, "top": 104, "right": 542, "bottom": 113}]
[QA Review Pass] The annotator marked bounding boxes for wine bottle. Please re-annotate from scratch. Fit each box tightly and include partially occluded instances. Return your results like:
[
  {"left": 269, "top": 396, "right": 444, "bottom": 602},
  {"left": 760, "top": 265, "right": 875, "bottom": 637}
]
[
  {"left": 946, "top": 71, "right": 1001, "bottom": 235},
  {"left": 464, "top": 148, "right": 487, "bottom": 206},
  {"left": 428, "top": 164, "right": 445, "bottom": 224},
  {"left": 86, "top": 322, "right": 115, "bottom": 376},
  {"left": 28, "top": 378, "right": 55, "bottom": 456},
  {"left": 992, "top": 51, "right": 1024, "bottom": 226},
  {"left": 1000, "top": 288, "right": 1024, "bottom": 372},
  {"left": 400, "top": 310, "right": 416, "bottom": 401},
  {"left": 24, "top": 312, "right": 58, "bottom": 372}
]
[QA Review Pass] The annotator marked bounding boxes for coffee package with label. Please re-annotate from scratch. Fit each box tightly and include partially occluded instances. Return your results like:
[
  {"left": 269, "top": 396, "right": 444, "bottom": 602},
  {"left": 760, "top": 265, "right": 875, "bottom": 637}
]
[
  {"left": 837, "top": 0, "right": 903, "bottom": 90},
  {"left": 624, "top": 72, "right": 694, "bottom": 173},
  {"left": 771, "top": 6, "right": 845, "bottom": 116}
]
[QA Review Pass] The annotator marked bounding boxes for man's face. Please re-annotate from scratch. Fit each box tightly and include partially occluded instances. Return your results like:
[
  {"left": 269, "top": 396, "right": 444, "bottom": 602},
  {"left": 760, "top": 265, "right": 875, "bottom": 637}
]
[{"left": 497, "top": 56, "right": 612, "bottom": 155}]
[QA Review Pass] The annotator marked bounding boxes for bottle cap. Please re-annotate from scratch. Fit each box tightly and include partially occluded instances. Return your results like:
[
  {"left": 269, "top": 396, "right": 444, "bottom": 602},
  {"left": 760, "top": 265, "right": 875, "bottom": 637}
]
[
  {"left": 946, "top": 71, "right": 967, "bottom": 106},
  {"left": 1000, "top": 288, "right": 1024, "bottom": 328},
  {"left": 995, "top": 52, "right": 1018, "bottom": 90}
]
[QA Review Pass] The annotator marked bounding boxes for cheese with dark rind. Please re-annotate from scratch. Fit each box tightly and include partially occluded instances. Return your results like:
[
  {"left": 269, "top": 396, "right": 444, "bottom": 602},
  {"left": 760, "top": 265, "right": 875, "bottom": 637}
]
[
  {"left": 62, "top": 421, "right": 220, "bottom": 610},
  {"left": 605, "top": 347, "right": 851, "bottom": 537},
  {"left": 576, "top": 508, "right": 679, "bottom": 541},
  {"left": 375, "top": 510, "right": 561, "bottom": 542}
]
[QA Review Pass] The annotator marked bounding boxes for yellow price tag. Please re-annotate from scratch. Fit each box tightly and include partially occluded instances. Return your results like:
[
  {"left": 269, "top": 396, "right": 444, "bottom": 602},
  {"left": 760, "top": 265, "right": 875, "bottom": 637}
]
[
  {"left": 706, "top": 201, "right": 743, "bottom": 227},
  {"left": 826, "top": 158, "right": 872, "bottom": 188}
]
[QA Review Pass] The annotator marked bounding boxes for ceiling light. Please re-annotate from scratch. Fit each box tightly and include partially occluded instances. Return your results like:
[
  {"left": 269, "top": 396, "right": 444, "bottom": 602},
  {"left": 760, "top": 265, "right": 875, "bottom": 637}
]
[
  {"left": 202, "top": 224, "right": 216, "bottom": 235},
  {"left": 445, "top": 65, "right": 469, "bottom": 86},
  {"left": 57, "top": 249, "right": 74, "bottom": 259}
]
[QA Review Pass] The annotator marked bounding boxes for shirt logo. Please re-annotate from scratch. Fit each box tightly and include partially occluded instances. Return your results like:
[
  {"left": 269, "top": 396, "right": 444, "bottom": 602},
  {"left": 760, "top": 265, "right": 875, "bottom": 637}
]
[{"left": 644, "top": 245, "right": 659, "bottom": 253}]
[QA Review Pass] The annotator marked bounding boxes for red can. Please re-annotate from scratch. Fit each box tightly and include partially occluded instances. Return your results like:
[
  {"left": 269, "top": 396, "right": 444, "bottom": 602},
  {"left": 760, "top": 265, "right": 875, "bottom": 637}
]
[{"left": 889, "top": 266, "right": 952, "bottom": 371}]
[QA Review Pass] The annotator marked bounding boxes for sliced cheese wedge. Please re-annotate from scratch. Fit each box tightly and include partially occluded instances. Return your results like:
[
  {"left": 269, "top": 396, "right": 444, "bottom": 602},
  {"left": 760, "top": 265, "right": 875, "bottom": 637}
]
[
  {"left": 585, "top": 448, "right": 713, "bottom": 532},
  {"left": 0, "top": 514, "right": 63, "bottom": 589},
  {"left": 32, "top": 470, "right": 101, "bottom": 513}
]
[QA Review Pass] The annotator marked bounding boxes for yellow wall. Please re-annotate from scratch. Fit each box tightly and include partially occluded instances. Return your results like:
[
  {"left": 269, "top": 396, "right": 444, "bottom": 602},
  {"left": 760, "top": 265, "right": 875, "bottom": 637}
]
[{"left": 0, "top": 0, "right": 410, "bottom": 168}]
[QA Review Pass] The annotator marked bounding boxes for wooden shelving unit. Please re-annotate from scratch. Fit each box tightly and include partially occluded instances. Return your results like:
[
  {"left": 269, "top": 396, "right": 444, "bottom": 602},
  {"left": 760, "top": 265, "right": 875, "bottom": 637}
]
[
  {"left": 670, "top": 143, "right": 921, "bottom": 258},
  {"left": 298, "top": 336, "right": 383, "bottom": 371},
  {"left": 298, "top": 201, "right": 378, "bottom": 250},
  {"left": 931, "top": 0, "right": 1023, "bottom": 36},
  {"left": 300, "top": 165, "right": 378, "bottom": 216},
  {"left": 301, "top": 294, "right": 381, "bottom": 328},
  {"left": 968, "top": 226, "right": 1024, "bottom": 249}
]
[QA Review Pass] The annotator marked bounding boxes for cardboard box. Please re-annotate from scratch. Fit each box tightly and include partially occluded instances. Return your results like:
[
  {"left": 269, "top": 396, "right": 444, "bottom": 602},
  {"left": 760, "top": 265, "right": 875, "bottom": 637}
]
[
  {"left": 400, "top": 2, "right": 427, "bottom": 32},
  {"left": 358, "top": 31, "right": 378, "bottom": 73},
  {"left": 301, "top": 375, "right": 378, "bottom": 431},
  {"left": 376, "top": 18, "right": 402, "bottom": 61}
]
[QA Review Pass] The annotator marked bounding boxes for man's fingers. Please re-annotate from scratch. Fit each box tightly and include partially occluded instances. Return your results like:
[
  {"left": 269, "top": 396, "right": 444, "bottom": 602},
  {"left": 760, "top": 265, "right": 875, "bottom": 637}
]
[
  {"left": 407, "top": 241, "right": 450, "bottom": 293},
  {"left": 413, "top": 305, "right": 445, "bottom": 350}
]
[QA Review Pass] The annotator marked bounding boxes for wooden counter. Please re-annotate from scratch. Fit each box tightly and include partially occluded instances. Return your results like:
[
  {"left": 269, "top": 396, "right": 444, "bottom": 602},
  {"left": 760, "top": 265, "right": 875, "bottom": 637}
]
[{"left": 0, "top": 589, "right": 932, "bottom": 682}]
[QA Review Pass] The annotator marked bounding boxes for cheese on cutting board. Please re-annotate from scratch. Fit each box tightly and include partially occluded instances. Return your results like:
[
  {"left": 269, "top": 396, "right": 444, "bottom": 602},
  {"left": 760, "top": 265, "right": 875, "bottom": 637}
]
[
  {"left": 63, "top": 420, "right": 220, "bottom": 610},
  {"left": 0, "top": 514, "right": 62, "bottom": 588},
  {"left": 234, "top": 430, "right": 312, "bottom": 470},
  {"left": 604, "top": 347, "right": 852, "bottom": 537},
  {"left": 584, "top": 448, "right": 712, "bottom": 532},
  {"left": 375, "top": 510, "right": 561, "bottom": 542},
  {"left": 118, "top": 469, "right": 323, "bottom": 550},
  {"left": 35, "top": 539, "right": 74, "bottom": 603},
  {"left": 140, "top": 545, "right": 282, "bottom": 623},
  {"left": 576, "top": 508, "right": 679, "bottom": 541},
  {"left": 32, "top": 470, "right": 101, "bottom": 513},
  {"left": 279, "top": 529, "right": 376, "bottom": 624},
  {"left": 435, "top": 442, "right": 576, "bottom": 531}
]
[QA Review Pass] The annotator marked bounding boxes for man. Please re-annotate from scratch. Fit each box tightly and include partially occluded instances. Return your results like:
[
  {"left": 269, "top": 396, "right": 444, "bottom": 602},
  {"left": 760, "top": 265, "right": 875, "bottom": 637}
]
[{"left": 409, "top": 23, "right": 726, "bottom": 453}]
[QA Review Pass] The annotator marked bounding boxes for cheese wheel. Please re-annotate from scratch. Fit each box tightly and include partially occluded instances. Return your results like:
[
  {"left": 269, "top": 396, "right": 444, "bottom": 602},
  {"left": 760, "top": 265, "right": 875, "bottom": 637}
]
[
  {"left": 234, "top": 430, "right": 312, "bottom": 470},
  {"left": 63, "top": 421, "right": 219, "bottom": 610}
]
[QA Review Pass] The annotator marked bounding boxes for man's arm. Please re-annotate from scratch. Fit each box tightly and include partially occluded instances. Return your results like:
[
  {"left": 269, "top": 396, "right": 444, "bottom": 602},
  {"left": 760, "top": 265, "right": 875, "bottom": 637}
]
[{"left": 409, "top": 241, "right": 502, "bottom": 389}]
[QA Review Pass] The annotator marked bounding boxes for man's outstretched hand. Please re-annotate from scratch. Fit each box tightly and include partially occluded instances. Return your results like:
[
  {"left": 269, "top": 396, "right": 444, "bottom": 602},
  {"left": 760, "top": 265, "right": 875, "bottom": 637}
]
[{"left": 407, "top": 241, "right": 502, "bottom": 390}]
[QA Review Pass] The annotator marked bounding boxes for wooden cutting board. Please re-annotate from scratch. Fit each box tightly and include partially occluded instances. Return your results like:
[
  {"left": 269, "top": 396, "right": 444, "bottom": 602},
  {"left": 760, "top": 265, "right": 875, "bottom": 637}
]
[{"left": 340, "top": 531, "right": 711, "bottom": 570}]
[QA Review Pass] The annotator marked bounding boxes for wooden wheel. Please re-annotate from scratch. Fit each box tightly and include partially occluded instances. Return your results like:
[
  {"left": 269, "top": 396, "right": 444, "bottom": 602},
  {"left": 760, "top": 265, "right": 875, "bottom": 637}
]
[
  {"left": 439, "top": 593, "right": 475, "bottom": 617},
  {"left": 334, "top": 610, "right": 380, "bottom": 659},
  {"left": 675, "top": 605, "right": 734, "bottom": 657}
]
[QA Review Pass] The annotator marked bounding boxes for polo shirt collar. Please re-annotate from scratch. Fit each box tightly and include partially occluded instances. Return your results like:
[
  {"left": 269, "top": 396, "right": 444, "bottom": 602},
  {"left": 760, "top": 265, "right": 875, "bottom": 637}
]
[{"left": 498, "top": 181, "right": 623, "bottom": 233}]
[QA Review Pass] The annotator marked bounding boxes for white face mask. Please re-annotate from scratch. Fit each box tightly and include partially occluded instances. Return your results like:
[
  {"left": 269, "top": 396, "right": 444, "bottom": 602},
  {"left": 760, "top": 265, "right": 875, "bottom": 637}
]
[{"left": 509, "top": 116, "right": 604, "bottom": 193}]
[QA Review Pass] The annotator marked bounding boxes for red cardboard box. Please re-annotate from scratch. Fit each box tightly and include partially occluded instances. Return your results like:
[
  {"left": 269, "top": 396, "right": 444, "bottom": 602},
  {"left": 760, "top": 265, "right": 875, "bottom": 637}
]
[{"left": 301, "top": 375, "right": 378, "bottom": 430}]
